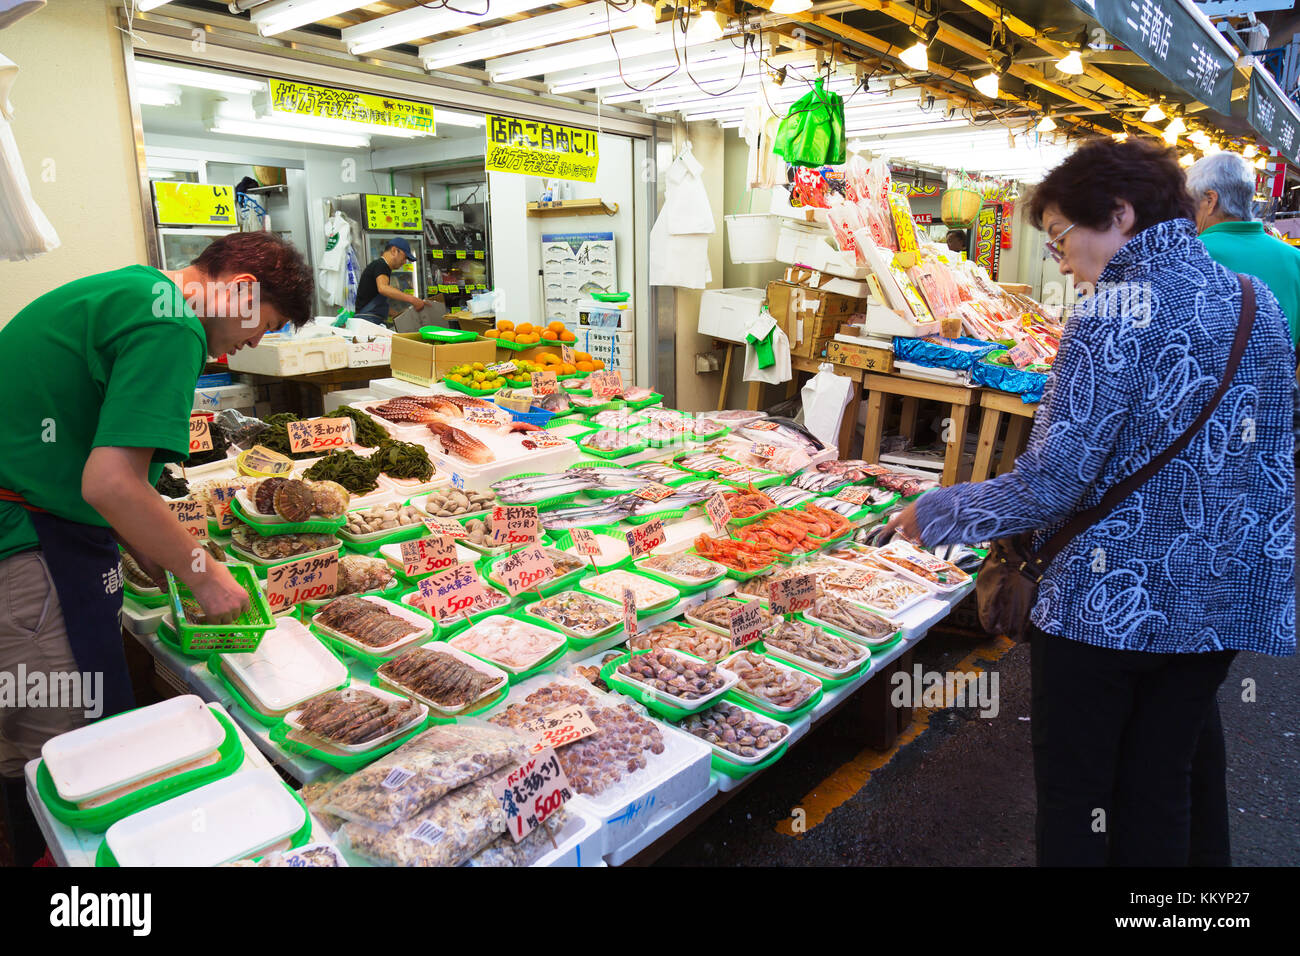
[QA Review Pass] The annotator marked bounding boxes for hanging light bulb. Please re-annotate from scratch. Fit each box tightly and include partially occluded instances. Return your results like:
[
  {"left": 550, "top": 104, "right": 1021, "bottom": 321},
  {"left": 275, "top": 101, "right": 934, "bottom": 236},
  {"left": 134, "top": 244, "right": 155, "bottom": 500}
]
[
  {"left": 629, "top": 1, "right": 657, "bottom": 31},
  {"left": 770, "top": 0, "right": 813, "bottom": 13},
  {"left": 688, "top": 9, "right": 725, "bottom": 43},
  {"left": 1243, "top": 143, "right": 1258, "bottom": 159},
  {"left": 973, "top": 71, "right": 1000, "bottom": 98},
  {"left": 1204, "top": 142, "right": 1222, "bottom": 155},
  {"left": 1255, "top": 155, "right": 1268, "bottom": 169},
  {"left": 1179, "top": 154, "right": 1194, "bottom": 168},
  {"left": 1055, "top": 50, "right": 1084, "bottom": 75},
  {"left": 1142, "top": 102, "right": 1166, "bottom": 123},
  {"left": 1036, "top": 115, "right": 1056, "bottom": 132},
  {"left": 1188, "top": 130, "right": 1211, "bottom": 149},
  {"left": 900, "top": 40, "right": 929, "bottom": 71},
  {"left": 1113, "top": 131, "right": 1129, "bottom": 143},
  {"left": 1165, "top": 116, "right": 1186, "bottom": 136},
  {"left": 1163, "top": 126, "right": 1179, "bottom": 146}
]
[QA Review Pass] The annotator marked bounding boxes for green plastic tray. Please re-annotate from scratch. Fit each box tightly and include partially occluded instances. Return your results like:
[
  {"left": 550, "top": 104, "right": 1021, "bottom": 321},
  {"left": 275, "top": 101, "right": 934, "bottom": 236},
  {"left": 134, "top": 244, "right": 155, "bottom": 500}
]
[
  {"left": 442, "top": 376, "right": 501, "bottom": 397},
  {"left": 482, "top": 551, "right": 591, "bottom": 599},
  {"left": 631, "top": 556, "right": 726, "bottom": 595},
  {"left": 723, "top": 678, "right": 823, "bottom": 723},
  {"left": 35, "top": 707, "right": 243, "bottom": 833},
  {"left": 206, "top": 649, "right": 349, "bottom": 727},
  {"left": 686, "top": 546, "right": 776, "bottom": 581},
  {"left": 624, "top": 505, "right": 690, "bottom": 526},
  {"left": 448, "top": 615, "right": 569, "bottom": 685},
  {"left": 796, "top": 610, "right": 902, "bottom": 655},
  {"left": 95, "top": 781, "right": 313, "bottom": 866},
  {"left": 156, "top": 617, "right": 212, "bottom": 659},
  {"left": 309, "top": 623, "right": 437, "bottom": 671},
  {"left": 541, "top": 526, "right": 631, "bottom": 571},
  {"left": 599, "top": 651, "right": 727, "bottom": 720},
  {"left": 771, "top": 644, "right": 872, "bottom": 688},
  {"left": 574, "top": 573, "right": 681, "bottom": 618},
  {"left": 268, "top": 715, "right": 429, "bottom": 772},
  {"left": 421, "top": 326, "right": 478, "bottom": 343},
  {"left": 624, "top": 392, "right": 665, "bottom": 410},
  {"left": 395, "top": 586, "right": 513, "bottom": 638},
  {"left": 492, "top": 337, "right": 543, "bottom": 352},
  {"left": 709, "top": 741, "right": 791, "bottom": 778},
  {"left": 166, "top": 562, "right": 275, "bottom": 655},
  {"left": 591, "top": 291, "right": 630, "bottom": 302},
  {"left": 541, "top": 406, "right": 586, "bottom": 423},
  {"left": 578, "top": 436, "right": 647, "bottom": 460},
  {"left": 495, "top": 471, "right": 584, "bottom": 511},
  {"left": 719, "top": 472, "right": 787, "bottom": 491},
  {"left": 229, "top": 495, "right": 346, "bottom": 537},
  {"left": 575, "top": 399, "right": 628, "bottom": 415},
  {"left": 124, "top": 579, "right": 169, "bottom": 609}
]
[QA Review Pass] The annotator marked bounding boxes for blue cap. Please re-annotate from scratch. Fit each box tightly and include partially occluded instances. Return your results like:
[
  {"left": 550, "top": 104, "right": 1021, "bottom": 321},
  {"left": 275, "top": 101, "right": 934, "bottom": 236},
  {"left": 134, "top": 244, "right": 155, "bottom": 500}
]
[{"left": 386, "top": 237, "right": 415, "bottom": 259}]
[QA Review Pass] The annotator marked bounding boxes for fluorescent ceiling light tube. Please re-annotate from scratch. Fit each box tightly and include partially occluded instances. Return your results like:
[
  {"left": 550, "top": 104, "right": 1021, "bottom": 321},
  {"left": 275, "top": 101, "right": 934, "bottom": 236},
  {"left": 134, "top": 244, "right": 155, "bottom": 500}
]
[
  {"left": 137, "top": 84, "right": 182, "bottom": 107},
  {"left": 547, "top": 44, "right": 744, "bottom": 93},
  {"left": 210, "top": 118, "right": 370, "bottom": 148},
  {"left": 251, "top": 0, "right": 367, "bottom": 37},
  {"left": 134, "top": 61, "right": 266, "bottom": 94},
  {"left": 1055, "top": 50, "right": 1083, "bottom": 75},
  {"left": 344, "top": 0, "right": 554, "bottom": 54},
  {"left": 434, "top": 108, "right": 486, "bottom": 128},
  {"left": 262, "top": 112, "right": 427, "bottom": 138},
  {"left": 489, "top": 25, "right": 675, "bottom": 81},
  {"left": 899, "top": 41, "right": 929, "bottom": 72},
  {"left": 770, "top": 0, "right": 813, "bottom": 12},
  {"left": 420, "top": 5, "right": 635, "bottom": 70}
]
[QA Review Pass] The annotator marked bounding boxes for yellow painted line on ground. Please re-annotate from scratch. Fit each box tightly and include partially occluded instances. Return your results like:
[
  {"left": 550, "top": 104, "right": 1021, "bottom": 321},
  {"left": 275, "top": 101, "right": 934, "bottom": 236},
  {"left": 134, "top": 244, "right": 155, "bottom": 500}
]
[{"left": 775, "top": 633, "right": 1016, "bottom": 838}]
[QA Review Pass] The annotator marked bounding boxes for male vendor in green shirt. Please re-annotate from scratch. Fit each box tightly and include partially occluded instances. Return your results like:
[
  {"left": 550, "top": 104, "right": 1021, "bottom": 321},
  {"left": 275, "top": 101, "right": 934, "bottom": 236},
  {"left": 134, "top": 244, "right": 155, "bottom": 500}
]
[
  {"left": 1188, "top": 151, "right": 1300, "bottom": 348},
  {"left": 0, "top": 231, "right": 313, "bottom": 863}
]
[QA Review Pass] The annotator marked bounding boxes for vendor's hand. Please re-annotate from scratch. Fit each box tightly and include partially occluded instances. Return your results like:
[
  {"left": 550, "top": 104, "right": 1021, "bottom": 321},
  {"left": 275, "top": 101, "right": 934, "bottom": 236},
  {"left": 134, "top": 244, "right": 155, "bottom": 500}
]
[
  {"left": 882, "top": 502, "right": 923, "bottom": 546},
  {"left": 132, "top": 551, "right": 169, "bottom": 591},
  {"left": 189, "top": 562, "right": 251, "bottom": 625}
]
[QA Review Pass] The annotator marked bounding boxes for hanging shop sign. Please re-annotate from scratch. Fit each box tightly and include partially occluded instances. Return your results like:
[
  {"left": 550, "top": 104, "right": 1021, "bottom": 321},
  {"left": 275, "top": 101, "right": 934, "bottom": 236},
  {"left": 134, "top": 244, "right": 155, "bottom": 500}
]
[
  {"left": 1247, "top": 68, "right": 1300, "bottom": 167},
  {"left": 485, "top": 114, "right": 599, "bottom": 183},
  {"left": 153, "top": 182, "right": 236, "bottom": 227},
  {"left": 363, "top": 194, "right": 424, "bottom": 232},
  {"left": 1069, "top": 0, "right": 1234, "bottom": 112},
  {"left": 973, "top": 202, "right": 1004, "bottom": 281},
  {"left": 265, "top": 78, "right": 435, "bottom": 135},
  {"left": 903, "top": 183, "right": 941, "bottom": 198}
]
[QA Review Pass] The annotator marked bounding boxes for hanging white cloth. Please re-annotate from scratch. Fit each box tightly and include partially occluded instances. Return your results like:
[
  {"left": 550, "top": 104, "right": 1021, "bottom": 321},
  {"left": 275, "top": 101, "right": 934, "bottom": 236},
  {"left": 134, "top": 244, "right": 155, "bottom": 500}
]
[
  {"left": 0, "top": 54, "right": 59, "bottom": 261},
  {"left": 318, "top": 210, "right": 355, "bottom": 307},
  {"left": 0, "top": 0, "right": 43, "bottom": 30},
  {"left": 741, "top": 97, "right": 785, "bottom": 189},
  {"left": 650, "top": 142, "right": 714, "bottom": 289},
  {"left": 742, "top": 311, "right": 792, "bottom": 384}
]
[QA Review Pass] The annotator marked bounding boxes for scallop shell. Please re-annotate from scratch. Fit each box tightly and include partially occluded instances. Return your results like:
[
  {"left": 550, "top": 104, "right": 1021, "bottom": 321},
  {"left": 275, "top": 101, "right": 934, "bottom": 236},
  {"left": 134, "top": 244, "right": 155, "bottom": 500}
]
[
  {"left": 254, "top": 477, "right": 286, "bottom": 515},
  {"left": 310, "top": 480, "right": 351, "bottom": 519},
  {"left": 273, "top": 479, "right": 316, "bottom": 522}
]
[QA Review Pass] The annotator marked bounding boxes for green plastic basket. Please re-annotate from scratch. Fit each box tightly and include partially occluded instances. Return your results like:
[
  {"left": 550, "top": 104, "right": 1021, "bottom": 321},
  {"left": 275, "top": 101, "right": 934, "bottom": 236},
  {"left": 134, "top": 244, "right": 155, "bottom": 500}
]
[
  {"left": 624, "top": 505, "right": 690, "bottom": 526},
  {"left": 492, "top": 337, "right": 543, "bottom": 352},
  {"left": 442, "top": 376, "right": 502, "bottom": 397},
  {"left": 578, "top": 436, "right": 648, "bottom": 460},
  {"left": 719, "top": 471, "right": 787, "bottom": 490},
  {"left": 624, "top": 392, "right": 665, "bottom": 410},
  {"left": 35, "top": 707, "right": 243, "bottom": 833},
  {"left": 156, "top": 616, "right": 213, "bottom": 659},
  {"left": 229, "top": 495, "right": 347, "bottom": 536},
  {"left": 94, "top": 781, "right": 313, "bottom": 867},
  {"left": 566, "top": 460, "right": 636, "bottom": 500},
  {"left": 685, "top": 423, "right": 730, "bottom": 443},
  {"left": 599, "top": 651, "right": 729, "bottom": 720},
  {"left": 575, "top": 399, "right": 628, "bottom": 415},
  {"left": 166, "top": 563, "right": 275, "bottom": 655},
  {"left": 268, "top": 715, "right": 430, "bottom": 772}
]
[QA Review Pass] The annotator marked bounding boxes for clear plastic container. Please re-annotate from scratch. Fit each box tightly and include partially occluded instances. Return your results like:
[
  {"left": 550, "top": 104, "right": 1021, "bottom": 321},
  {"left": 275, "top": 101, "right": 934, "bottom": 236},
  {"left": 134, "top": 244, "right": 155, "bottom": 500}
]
[
  {"left": 219, "top": 617, "right": 348, "bottom": 716},
  {"left": 309, "top": 594, "right": 433, "bottom": 658},
  {"left": 448, "top": 617, "right": 567, "bottom": 674}
]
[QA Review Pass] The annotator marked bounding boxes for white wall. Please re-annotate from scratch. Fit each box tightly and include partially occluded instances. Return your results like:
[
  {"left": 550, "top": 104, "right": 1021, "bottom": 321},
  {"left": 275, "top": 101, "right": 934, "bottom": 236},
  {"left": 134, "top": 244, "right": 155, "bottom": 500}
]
[{"left": 1, "top": 1, "right": 148, "bottom": 326}]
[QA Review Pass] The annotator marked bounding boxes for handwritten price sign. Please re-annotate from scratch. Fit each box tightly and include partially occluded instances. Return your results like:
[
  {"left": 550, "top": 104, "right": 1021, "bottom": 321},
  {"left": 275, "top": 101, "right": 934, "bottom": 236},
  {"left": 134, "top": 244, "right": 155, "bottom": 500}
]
[
  {"left": 242, "top": 445, "right": 293, "bottom": 475},
  {"left": 530, "top": 370, "right": 558, "bottom": 396},
  {"left": 834, "top": 485, "right": 872, "bottom": 505},
  {"left": 208, "top": 481, "right": 241, "bottom": 531},
  {"left": 633, "top": 483, "right": 674, "bottom": 503},
  {"left": 747, "top": 420, "right": 779, "bottom": 432},
  {"left": 623, "top": 517, "right": 665, "bottom": 559},
  {"left": 486, "top": 361, "right": 517, "bottom": 375},
  {"left": 166, "top": 498, "right": 206, "bottom": 538},
  {"left": 769, "top": 573, "right": 816, "bottom": 617},
  {"left": 589, "top": 369, "right": 624, "bottom": 399},
  {"left": 496, "top": 545, "right": 556, "bottom": 596},
  {"left": 188, "top": 415, "right": 213, "bottom": 454},
  {"left": 561, "top": 345, "right": 575, "bottom": 364},
  {"left": 491, "top": 505, "right": 540, "bottom": 547},
  {"left": 569, "top": 528, "right": 601, "bottom": 556},
  {"left": 423, "top": 517, "right": 468, "bottom": 540},
  {"left": 399, "top": 536, "right": 457, "bottom": 578},
  {"left": 622, "top": 586, "right": 638, "bottom": 640},
  {"left": 495, "top": 748, "right": 572, "bottom": 842},
  {"left": 286, "top": 417, "right": 354, "bottom": 454},
  {"left": 521, "top": 706, "right": 598, "bottom": 754},
  {"left": 713, "top": 460, "right": 747, "bottom": 477},
  {"left": 266, "top": 552, "right": 338, "bottom": 610},
  {"left": 728, "top": 600, "right": 767, "bottom": 650},
  {"left": 706, "top": 492, "right": 732, "bottom": 535},
  {"left": 750, "top": 443, "right": 777, "bottom": 460},
  {"left": 419, "top": 562, "right": 485, "bottom": 620},
  {"left": 464, "top": 405, "right": 501, "bottom": 425}
]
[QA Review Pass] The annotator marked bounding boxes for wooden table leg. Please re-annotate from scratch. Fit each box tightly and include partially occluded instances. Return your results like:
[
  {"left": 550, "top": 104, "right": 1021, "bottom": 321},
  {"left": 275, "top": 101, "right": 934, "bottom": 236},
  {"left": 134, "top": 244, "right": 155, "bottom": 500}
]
[
  {"left": 838, "top": 380, "right": 860, "bottom": 458},
  {"left": 746, "top": 379, "right": 761, "bottom": 412},
  {"left": 860, "top": 389, "right": 885, "bottom": 463},
  {"left": 942, "top": 402, "right": 970, "bottom": 486},
  {"left": 717, "top": 345, "right": 734, "bottom": 412},
  {"left": 898, "top": 396, "right": 919, "bottom": 446},
  {"left": 970, "top": 406, "right": 1002, "bottom": 483},
  {"left": 998, "top": 414, "right": 1032, "bottom": 475}
]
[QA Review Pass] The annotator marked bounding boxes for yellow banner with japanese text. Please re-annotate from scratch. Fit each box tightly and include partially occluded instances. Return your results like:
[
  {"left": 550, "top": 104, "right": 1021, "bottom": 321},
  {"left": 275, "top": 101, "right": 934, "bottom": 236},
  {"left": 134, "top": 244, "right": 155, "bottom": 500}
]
[
  {"left": 266, "top": 78, "right": 435, "bottom": 135},
  {"left": 485, "top": 114, "right": 598, "bottom": 183},
  {"left": 153, "top": 182, "right": 236, "bottom": 227}
]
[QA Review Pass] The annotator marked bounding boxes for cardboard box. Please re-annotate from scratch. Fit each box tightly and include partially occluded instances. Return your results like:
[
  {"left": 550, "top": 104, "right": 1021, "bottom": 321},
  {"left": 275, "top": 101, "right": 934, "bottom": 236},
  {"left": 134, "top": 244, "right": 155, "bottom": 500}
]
[
  {"left": 390, "top": 333, "right": 495, "bottom": 385},
  {"left": 766, "top": 280, "right": 863, "bottom": 321},
  {"left": 826, "top": 340, "right": 895, "bottom": 373},
  {"left": 783, "top": 267, "right": 872, "bottom": 300}
]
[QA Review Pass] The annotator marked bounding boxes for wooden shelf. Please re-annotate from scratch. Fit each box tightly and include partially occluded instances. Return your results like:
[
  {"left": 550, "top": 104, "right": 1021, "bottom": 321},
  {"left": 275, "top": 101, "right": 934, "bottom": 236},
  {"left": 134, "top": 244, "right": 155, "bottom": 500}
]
[{"left": 526, "top": 198, "right": 619, "bottom": 217}]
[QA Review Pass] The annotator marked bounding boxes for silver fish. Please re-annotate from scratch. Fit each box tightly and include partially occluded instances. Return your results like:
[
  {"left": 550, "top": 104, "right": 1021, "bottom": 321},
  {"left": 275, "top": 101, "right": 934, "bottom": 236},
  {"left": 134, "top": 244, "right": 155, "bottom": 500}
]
[
  {"left": 632, "top": 463, "right": 686, "bottom": 484},
  {"left": 539, "top": 501, "right": 630, "bottom": 529},
  {"left": 492, "top": 473, "right": 599, "bottom": 503}
]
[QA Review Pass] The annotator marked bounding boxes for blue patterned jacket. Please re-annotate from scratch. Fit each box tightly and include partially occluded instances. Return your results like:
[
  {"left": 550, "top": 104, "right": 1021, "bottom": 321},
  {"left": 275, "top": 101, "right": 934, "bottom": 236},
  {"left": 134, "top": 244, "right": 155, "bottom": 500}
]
[{"left": 916, "top": 218, "right": 1296, "bottom": 656}]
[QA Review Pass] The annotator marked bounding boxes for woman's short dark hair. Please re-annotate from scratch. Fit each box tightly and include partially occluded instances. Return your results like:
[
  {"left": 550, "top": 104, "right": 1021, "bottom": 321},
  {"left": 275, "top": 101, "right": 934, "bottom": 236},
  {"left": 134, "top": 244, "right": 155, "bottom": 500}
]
[
  {"left": 1027, "top": 136, "right": 1195, "bottom": 234},
  {"left": 193, "top": 232, "right": 314, "bottom": 328}
]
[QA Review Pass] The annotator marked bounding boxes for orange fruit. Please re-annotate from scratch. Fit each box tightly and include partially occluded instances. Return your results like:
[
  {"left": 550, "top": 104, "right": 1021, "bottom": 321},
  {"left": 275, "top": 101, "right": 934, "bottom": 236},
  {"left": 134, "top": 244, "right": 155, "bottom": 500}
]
[
  {"left": 542, "top": 330, "right": 558, "bottom": 340},
  {"left": 517, "top": 322, "right": 533, "bottom": 335},
  {"left": 559, "top": 330, "right": 576, "bottom": 343},
  {"left": 483, "top": 329, "right": 500, "bottom": 339},
  {"left": 548, "top": 321, "right": 566, "bottom": 333},
  {"left": 497, "top": 320, "right": 514, "bottom": 332},
  {"left": 560, "top": 363, "right": 577, "bottom": 374},
  {"left": 500, "top": 331, "right": 516, "bottom": 342},
  {"left": 592, "top": 359, "right": 605, "bottom": 370},
  {"left": 576, "top": 360, "right": 595, "bottom": 372},
  {"left": 574, "top": 351, "right": 591, "bottom": 363}
]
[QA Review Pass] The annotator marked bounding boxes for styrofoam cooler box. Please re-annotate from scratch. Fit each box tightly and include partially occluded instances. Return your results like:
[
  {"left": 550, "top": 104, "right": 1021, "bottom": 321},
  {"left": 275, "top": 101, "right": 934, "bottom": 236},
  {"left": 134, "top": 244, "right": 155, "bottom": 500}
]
[
  {"left": 226, "top": 334, "right": 348, "bottom": 376},
  {"left": 323, "top": 389, "right": 381, "bottom": 413},
  {"left": 697, "top": 288, "right": 767, "bottom": 342},
  {"left": 193, "top": 383, "right": 256, "bottom": 413},
  {"left": 774, "top": 221, "right": 869, "bottom": 279},
  {"left": 367, "top": 377, "right": 435, "bottom": 399},
  {"left": 330, "top": 331, "right": 392, "bottom": 368}
]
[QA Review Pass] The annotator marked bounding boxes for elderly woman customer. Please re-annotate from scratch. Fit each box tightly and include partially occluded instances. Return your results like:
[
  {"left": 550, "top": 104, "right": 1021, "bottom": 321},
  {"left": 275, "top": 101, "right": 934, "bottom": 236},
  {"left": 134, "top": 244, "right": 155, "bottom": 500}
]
[{"left": 889, "top": 137, "right": 1296, "bottom": 866}]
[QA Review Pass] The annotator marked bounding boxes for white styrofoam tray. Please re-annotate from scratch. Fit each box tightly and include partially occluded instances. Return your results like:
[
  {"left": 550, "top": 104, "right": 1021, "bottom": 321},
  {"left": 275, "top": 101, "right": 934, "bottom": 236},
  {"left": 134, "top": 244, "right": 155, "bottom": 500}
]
[
  {"left": 41, "top": 695, "right": 225, "bottom": 805},
  {"left": 310, "top": 593, "right": 433, "bottom": 658},
  {"left": 220, "top": 617, "right": 349, "bottom": 715},
  {"left": 284, "top": 681, "right": 429, "bottom": 754},
  {"left": 104, "top": 768, "right": 306, "bottom": 867},
  {"left": 447, "top": 617, "right": 567, "bottom": 675}
]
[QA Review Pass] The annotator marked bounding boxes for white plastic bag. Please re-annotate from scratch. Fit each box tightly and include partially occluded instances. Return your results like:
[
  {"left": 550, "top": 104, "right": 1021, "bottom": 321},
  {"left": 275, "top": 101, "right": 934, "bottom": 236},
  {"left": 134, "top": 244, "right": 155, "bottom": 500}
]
[{"left": 800, "top": 363, "right": 854, "bottom": 452}]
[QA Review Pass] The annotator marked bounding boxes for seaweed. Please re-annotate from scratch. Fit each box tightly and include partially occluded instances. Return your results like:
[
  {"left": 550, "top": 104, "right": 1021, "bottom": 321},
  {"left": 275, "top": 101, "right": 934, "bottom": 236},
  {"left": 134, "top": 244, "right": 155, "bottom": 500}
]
[
  {"left": 370, "top": 439, "right": 434, "bottom": 481},
  {"left": 154, "top": 470, "right": 190, "bottom": 498},
  {"left": 303, "top": 449, "right": 381, "bottom": 494},
  {"left": 332, "top": 406, "right": 388, "bottom": 448}
]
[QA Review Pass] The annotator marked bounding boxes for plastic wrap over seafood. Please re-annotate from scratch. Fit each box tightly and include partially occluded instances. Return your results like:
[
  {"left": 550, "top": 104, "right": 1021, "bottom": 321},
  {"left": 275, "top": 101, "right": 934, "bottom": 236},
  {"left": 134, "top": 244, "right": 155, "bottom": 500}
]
[
  {"left": 529, "top": 591, "right": 621, "bottom": 637},
  {"left": 292, "top": 688, "right": 421, "bottom": 746},
  {"left": 763, "top": 620, "right": 867, "bottom": 671},
  {"left": 724, "top": 651, "right": 821, "bottom": 710},
  {"left": 681, "top": 702, "right": 789, "bottom": 759},
  {"left": 630, "top": 623, "right": 732, "bottom": 661},
  {"left": 809, "top": 596, "right": 897, "bottom": 641}
]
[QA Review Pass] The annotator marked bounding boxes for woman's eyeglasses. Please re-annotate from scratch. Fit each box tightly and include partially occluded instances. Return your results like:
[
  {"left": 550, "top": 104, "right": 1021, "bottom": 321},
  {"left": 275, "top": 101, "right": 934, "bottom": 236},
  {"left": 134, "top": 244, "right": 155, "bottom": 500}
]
[{"left": 1044, "top": 222, "right": 1077, "bottom": 263}]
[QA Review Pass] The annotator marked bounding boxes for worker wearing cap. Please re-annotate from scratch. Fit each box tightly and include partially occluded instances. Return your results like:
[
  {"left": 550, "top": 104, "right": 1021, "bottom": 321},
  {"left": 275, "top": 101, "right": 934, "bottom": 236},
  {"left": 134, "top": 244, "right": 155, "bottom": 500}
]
[{"left": 353, "top": 237, "right": 428, "bottom": 325}]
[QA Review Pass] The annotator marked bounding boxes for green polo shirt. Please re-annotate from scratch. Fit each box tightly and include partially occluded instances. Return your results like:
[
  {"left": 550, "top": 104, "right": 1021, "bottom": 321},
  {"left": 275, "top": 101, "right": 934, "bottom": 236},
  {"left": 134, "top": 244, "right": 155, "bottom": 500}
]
[
  {"left": 1199, "top": 220, "right": 1300, "bottom": 346},
  {"left": 0, "top": 265, "right": 207, "bottom": 561}
]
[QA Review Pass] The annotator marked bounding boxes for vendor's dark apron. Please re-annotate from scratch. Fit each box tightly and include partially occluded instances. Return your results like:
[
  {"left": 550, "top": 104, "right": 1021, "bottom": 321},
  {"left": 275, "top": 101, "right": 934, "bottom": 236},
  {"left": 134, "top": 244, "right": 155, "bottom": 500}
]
[
  {"left": 353, "top": 292, "right": 389, "bottom": 322},
  {"left": 0, "top": 490, "right": 135, "bottom": 718}
]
